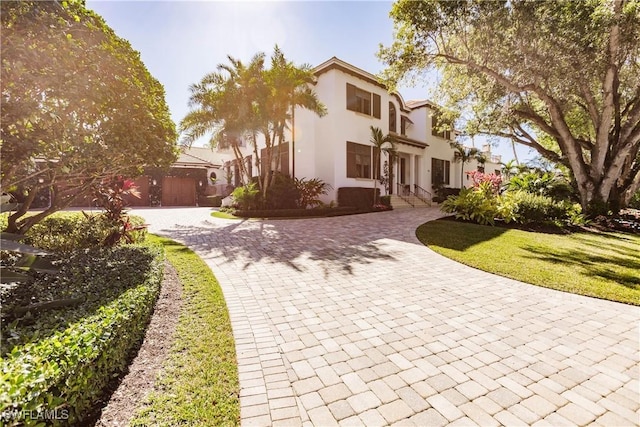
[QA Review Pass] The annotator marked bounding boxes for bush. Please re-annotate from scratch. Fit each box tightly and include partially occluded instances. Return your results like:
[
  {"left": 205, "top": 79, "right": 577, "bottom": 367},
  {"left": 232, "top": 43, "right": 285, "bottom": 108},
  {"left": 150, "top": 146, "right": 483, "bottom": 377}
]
[
  {"left": 433, "top": 186, "right": 460, "bottom": 203},
  {"left": 23, "top": 212, "right": 146, "bottom": 254},
  {"left": 265, "top": 174, "right": 299, "bottom": 210},
  {"left": 506, "top": 171, "right": 574, "bottom": 201},
  {"left": 0, "top": 244, "right": 164, "bottom": 425},
  {"left": 232, "top": 182, "right": 260, "bottom": 211},
  {"left": 441, "top": 188, "right": 499, "bottom": 225},
  {"left": 296, "top": 177, "right": 331, "bottom": 209},
  {"left": 380, "top": 195, "right": 392, "bottom": 208},
  {"left": 337, "top": 187, "right": 379, "bottom": 211},
  {"left": 199, "top": 195, "right": 223, "bottom": 207},
  {"left": 501, "top": 191, "right": 568, "bottom": 224}
]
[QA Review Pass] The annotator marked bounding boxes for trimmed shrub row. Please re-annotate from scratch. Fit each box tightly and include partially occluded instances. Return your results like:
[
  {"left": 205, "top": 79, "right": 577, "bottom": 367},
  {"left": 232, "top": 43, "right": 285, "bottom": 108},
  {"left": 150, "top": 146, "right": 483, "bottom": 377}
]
[
  {"left": 0, "top": 245, "right": 164, "bottom": 425},
  {"left": 234, "top": 206, "right": 357, "bottom": 218},
  {"left": 23, "top": 212, "right": 147, "bottom": 253},
  {"left": 337, "top": 187, "right": 380, "bottom": 211}
]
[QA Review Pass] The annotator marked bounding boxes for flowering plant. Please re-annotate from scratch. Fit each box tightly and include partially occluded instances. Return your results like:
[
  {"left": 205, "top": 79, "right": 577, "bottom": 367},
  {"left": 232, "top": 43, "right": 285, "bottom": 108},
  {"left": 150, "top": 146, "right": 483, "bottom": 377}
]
[
  {"left": 467, "top": 171, "right": 502, "bottom": 195},
  {"left": 92, "top": 176, "right": 146, "bottom": 246}
]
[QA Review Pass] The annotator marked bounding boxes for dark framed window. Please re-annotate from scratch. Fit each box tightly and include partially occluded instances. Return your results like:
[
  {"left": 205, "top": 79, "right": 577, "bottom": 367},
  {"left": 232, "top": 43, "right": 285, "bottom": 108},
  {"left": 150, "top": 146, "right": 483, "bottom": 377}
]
[
  {"left": 431, "top": 158, "right": 450, "bottom": 186},
  {"left": 347, "top": 142, "right": 381, "bottom": 179},
  {"left": 260, "top": 142, "right": 289, "bottom": 177},
  {"left": 401, "top": 116, "right": 413, "bottom": 136},
  {"left": 346, "top": 83, "right": 381, "bottom": 118},
  {"left": 389, "top": 102, "right": 397, "bottom": 133},
  {"left": 245, "top": 155, "right": 253, "bottom": 178}
]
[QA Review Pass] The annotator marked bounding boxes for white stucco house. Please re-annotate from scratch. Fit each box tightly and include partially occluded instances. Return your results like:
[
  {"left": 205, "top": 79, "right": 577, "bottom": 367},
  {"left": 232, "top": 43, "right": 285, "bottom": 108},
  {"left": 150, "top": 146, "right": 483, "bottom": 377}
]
[{"left": 214, "top": 57, "right": 502, "bottom": 206}]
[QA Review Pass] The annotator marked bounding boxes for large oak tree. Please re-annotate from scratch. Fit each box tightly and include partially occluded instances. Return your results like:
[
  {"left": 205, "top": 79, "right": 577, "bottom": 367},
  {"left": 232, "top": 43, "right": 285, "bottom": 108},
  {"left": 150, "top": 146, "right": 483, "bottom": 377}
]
[
  {"left": 1, "top": 1, "right": 178, "bottom": 233},
  {"left": 380, "top": 0, "right": 640, "bottom": 214}
]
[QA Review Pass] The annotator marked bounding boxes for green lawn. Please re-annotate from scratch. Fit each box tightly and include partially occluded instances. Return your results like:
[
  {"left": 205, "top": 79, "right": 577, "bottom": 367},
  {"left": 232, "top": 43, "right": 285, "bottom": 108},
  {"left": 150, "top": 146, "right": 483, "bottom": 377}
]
[
  {"left": 211, "top": 210, "right": 241, "bottom": 220},
  {"left": 131, "top": 235, "right": 239, "bottom": 426},
  {"left": 416, "top": 219, "right": 640, "bottom": 305}
]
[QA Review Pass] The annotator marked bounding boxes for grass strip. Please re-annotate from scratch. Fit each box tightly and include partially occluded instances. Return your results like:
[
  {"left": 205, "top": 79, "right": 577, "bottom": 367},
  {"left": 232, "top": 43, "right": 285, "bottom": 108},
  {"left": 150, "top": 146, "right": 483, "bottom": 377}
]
[
  {"left": 131, "top": 235, "right": 239, "bottom": 426},
  {"left": 416, "top": 219, "right": 640, "bottom": 306},
  {"left": 210, "top": 211, "right": 241, "bottom": 220}
]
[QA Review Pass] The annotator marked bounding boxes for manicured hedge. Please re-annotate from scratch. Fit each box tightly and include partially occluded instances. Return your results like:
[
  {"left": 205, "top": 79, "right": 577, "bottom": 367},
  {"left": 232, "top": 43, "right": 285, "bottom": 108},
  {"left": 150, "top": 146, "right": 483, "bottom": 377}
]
[
  {"left": 0, "top": 245, "right": 164, "bottom": 426},
  {"left": 337, "top": 187, "right": 380, "bottom": 211},
  {"left": 199, "top": 195, "right": 223, "bottom": 207},
  {"left": 24, "top": 212, "right": 147, "bottom": 253},
  {"left": 234, "top": 206, "right": 357, "bottom": 218}
]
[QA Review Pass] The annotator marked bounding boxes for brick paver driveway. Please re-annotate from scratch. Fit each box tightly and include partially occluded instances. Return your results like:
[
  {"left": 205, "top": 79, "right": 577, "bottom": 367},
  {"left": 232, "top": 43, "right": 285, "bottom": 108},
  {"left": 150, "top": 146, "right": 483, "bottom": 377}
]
[{"left": 134, "top": 207, "right": 639, "bottom": 426}]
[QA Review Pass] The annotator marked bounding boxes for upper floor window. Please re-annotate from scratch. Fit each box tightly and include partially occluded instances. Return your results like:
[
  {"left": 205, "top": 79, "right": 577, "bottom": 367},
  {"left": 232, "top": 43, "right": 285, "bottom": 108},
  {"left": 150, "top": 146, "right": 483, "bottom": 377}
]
[
  {"left": 431, "top": 112, "right": 452, "bottom": 140},
  {"left": 346, "top": 83, "right": 381, "bottom": 118},
  {"left": 389, "top": 102, "right": 397, "bottom": 133},
  {"left": 401, "top": 116, "right": 413, "bottom": 136}
]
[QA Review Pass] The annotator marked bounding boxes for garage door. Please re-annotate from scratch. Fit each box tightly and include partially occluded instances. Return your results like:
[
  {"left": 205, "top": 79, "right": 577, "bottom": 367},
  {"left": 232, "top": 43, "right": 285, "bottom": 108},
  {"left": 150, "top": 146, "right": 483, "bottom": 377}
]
[{"left": 162, "top": 177, "right": 196, "bottom": 206}]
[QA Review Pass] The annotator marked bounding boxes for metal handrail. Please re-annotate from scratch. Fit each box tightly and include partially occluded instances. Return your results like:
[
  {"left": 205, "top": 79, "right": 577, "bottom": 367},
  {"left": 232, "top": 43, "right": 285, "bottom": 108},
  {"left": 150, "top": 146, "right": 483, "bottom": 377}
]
[
  {"left": 396, "top": 183, "right": 414, "bottom": 207},
  {"left": 413, "top": 185, "right": 432, "bottom": 205}
]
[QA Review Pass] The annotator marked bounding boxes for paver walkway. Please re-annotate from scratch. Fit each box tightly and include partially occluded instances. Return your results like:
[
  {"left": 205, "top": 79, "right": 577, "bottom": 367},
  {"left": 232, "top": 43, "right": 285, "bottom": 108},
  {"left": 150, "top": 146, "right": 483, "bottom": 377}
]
[{"left": 134, "top": 207, "right": 639, "bottom": 426}]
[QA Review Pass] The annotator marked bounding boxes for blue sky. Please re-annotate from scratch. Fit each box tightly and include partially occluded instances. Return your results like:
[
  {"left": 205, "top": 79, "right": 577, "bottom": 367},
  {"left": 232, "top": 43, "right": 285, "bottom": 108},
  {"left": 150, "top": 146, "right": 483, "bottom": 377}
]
[{"left": 87, "top": 0, "right": 534, "bottom": 163}]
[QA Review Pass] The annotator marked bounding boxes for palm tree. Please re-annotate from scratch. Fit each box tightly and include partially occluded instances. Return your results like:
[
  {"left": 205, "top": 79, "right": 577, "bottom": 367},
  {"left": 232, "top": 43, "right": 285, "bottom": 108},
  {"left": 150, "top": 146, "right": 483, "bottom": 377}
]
[
  {"left": 500, "top": 159, "right": 520, "bottom": 180},
  {"left": 265, "top": 46, "right": 327, "bottom": 190},
  {"left": 180, "top": 54, "right": 267, "bottom": 189},
  {"left": 450, "top": 142, "right": 484, "bottom": 188},
  {"left": 370, "top": 126, "right": 395, "bottom": 205}
]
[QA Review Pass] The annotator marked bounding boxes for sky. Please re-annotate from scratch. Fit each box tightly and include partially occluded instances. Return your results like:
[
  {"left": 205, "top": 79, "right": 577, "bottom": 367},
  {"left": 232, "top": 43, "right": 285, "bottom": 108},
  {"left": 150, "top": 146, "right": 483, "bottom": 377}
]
[{"left": 86, "top": 0, "right": 536, "bottom": 163}]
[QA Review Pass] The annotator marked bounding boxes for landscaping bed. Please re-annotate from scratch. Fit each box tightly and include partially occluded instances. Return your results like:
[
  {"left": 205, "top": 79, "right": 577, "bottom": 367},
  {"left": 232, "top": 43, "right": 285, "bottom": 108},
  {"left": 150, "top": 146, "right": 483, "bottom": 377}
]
[
  {"left": 0, "top": 244, "right": 164, "bottom": 425},
  {"left": 233, "top": 206, "right": 358, "bottom": 218}
]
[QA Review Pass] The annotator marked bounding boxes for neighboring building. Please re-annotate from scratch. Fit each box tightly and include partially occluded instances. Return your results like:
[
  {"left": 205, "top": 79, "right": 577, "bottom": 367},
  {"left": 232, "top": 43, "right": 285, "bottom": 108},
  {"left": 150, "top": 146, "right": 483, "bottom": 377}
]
[{"left": 219, "top": 57, "right": 501, "bottom": 205}]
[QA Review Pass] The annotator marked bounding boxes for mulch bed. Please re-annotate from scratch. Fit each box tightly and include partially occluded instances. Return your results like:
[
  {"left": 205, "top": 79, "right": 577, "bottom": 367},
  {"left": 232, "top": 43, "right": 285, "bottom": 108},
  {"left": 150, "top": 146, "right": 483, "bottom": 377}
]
[{"left": 91, "top": 262, "right": 182, "bottom": 426}]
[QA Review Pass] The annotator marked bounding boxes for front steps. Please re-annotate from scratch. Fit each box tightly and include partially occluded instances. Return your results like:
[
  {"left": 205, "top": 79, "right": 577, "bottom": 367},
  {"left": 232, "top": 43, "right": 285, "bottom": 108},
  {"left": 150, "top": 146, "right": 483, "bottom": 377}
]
[{"left": 389, "top": 195, "right": 431, "bottom": 209}]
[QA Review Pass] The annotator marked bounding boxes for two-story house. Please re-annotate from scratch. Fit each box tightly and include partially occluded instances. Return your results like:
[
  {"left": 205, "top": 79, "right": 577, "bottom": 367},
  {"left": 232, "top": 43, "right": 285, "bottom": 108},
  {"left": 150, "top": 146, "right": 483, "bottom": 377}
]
[{"left": 217, "top": 56, "right": 500, "bottom": 206}]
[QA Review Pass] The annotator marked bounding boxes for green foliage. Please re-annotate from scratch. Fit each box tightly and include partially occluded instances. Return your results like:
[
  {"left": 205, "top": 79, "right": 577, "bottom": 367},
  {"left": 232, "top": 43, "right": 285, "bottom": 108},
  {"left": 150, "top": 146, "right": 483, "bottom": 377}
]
[
  {"left": 265, "top": 174, "right": 299, "bottom": 210},
  {"left": 1, "top": 1, "right": 177, "bottom": 234},
  {"left": 380, "top": 0, "right": 640, "bottom": 212},
  {"left": 295, "top": 177, "right": 331, "bottom": 209},
  {"left": 507, "top": 172, "right": 574, "bottom": 201},
  {"left": 23, "top": 212, "right": 146, "bottom": 254},
  {"left": 441, "top": 188, "right": 498, "bottom": 225},
  {"left": 0, "top": 245, "right": 164, "bottom": 425},
  {"left": 91, "top": 176, "right": 147, "bottom": 246},
  {"left": 380, "top": 195, "right": 392, "bottom": 208},
  {"left": 231, "top": 182, "right": 260, "bottom": 211},
  {"left": 500, "top": 191, "right": 569, "bottom": 224}
]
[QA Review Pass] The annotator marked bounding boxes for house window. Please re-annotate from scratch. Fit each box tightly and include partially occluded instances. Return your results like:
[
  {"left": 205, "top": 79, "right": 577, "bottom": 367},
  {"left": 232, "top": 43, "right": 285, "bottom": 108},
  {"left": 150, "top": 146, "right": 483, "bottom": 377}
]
[
  {"left": 431, "top": 158, "right": 450, "bottom": 186},
  {"left": 233, "top": 160, "right": 241, "bottom": 187},
  {"left": 346, "top": 142, "right": 380, "bottom": 179},
  {"left": 389, "top": 102, "right": 397, "bottom": 133},
  {"left": 400, "top": 116, "right": 413, "bottom": 136},
  {"left": 346, "top": 83, "right": 381, "bottom": 118},
  {"left": 245, "top": 155, "right": 252, "bottom": 178},
  {"left": 260, "top": 142, "right": 289, "bottom": 177},
  {"left": 431, "top": 112, "right": 451, "bottom": 140}
]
